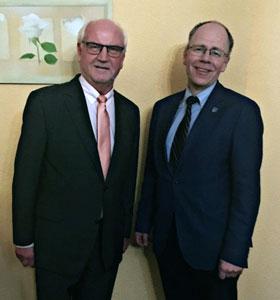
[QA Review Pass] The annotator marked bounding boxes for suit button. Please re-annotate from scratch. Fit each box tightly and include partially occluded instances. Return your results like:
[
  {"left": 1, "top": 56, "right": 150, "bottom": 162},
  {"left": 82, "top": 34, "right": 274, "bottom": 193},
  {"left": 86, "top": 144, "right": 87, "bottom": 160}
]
[
  {"left": 103, "top": 185, "right": 108, "bottom": 191},
  {"left": 94, "top": 218, "right": 103, "bottom": 224}
]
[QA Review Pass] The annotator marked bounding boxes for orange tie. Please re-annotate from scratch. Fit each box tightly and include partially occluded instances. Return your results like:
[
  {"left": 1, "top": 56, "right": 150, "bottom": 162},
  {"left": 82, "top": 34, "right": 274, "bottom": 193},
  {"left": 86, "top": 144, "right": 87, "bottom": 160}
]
[{"left": 97, "top": 95, "right": 111, "bottom": 178}]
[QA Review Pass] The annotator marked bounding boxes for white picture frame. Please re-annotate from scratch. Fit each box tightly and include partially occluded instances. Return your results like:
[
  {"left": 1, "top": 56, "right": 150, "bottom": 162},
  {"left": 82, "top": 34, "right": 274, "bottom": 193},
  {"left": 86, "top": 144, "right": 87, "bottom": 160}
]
[{"left": 0, "top": 0, "right": 112, "bottom": 83}]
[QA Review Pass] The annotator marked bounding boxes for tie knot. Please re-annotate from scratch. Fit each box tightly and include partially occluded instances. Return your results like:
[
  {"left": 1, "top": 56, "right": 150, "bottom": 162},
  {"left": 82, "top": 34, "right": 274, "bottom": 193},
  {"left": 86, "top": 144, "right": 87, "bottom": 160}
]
[
  {"left": 186, "top": 95, "right": 199, "bottom": 106},
  {"left": 97, "top": 95, "right": 107, "bottom": 103}
]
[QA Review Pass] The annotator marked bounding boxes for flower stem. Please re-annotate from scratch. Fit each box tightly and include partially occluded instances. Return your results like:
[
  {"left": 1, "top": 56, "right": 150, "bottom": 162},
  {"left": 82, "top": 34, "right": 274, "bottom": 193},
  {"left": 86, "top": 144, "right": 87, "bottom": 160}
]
[
  {"left": 35, "top": 39, "right": 41, "bottom": 64},
  {"left": 31, "top": 37, "right": 41, "bottom": 64}
]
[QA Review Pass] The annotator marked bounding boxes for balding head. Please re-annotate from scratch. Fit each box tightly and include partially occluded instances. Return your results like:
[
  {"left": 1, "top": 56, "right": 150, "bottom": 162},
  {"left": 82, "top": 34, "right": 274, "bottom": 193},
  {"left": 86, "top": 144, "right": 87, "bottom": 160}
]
[
  {"left": 183, "top": 21, "right": 231, "bottom": 94},
  {"left": 78, "top": 19, "right": 127, "bottom": 50},
  {"left": 188, "top": 21, "right": 233, "bottom": 54},
  {"left": 77, "top": 18, "right": 126, "bottom": 94}
]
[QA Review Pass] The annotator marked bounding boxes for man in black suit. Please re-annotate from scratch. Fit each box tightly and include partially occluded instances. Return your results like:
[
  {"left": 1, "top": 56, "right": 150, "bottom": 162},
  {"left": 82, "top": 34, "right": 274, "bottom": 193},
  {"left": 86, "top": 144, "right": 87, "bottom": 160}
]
[
  {"left": 13, "top": 19, "right": 139, "bottom": 299},
  {"left": 135, "top": 21, "right": 263, "bottom": 299}
]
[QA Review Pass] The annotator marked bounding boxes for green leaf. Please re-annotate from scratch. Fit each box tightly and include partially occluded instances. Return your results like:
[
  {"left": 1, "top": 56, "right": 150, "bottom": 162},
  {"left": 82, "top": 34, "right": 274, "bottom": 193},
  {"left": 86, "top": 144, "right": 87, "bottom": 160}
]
[
  {"left": 41, "top": 42, "right": 57, "bottom": 53},
  {"left": 20, "top": 53, "right": 35, "bottom": 59},
  {"left": 44, "top": 54, "right": 58, "bottom": 65}
]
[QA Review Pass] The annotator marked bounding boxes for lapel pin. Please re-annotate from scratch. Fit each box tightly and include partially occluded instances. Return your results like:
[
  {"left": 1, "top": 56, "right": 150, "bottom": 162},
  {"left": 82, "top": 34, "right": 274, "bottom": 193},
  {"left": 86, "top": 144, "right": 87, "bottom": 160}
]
[{"left": 211, "top": 107, "right": 219, "bottom": 113}]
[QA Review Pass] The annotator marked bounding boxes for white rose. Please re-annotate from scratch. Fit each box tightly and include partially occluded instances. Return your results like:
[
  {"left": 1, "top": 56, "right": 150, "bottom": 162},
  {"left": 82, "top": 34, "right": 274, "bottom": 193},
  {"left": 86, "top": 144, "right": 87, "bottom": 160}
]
[{"left": 19, "top": 13, "right": 49, "bottom": 39}]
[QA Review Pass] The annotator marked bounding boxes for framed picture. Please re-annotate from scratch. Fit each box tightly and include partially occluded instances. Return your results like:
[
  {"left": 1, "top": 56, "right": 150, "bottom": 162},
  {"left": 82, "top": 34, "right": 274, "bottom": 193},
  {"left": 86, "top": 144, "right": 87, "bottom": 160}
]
[{"left": 0, "top": 0, "right": 112, "bottom": 84}]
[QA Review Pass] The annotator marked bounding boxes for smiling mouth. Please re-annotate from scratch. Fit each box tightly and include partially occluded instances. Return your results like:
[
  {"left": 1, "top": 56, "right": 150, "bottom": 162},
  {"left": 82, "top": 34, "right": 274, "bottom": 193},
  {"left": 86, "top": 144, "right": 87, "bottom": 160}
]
[
  {"left": 195, "top": 67, "right": 212, "bottom": 74},
  {"left": 95, "top": 65, "right": 110, "bottom": 70}
]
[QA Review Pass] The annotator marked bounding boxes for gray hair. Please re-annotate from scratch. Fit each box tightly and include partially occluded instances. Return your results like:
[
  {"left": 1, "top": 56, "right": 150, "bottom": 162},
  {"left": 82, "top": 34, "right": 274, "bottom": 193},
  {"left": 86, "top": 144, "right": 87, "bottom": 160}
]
[{"left": 77, "top": 19, "right": 127, "bottom": 51}]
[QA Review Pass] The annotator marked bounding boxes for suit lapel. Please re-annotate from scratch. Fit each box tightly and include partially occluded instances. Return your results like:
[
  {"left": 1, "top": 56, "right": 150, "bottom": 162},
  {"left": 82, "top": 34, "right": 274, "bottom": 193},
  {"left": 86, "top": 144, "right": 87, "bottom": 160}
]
[
  {"left": 105, "top": 91, "right": 126, "bottom": 183},
  {"left": 175, "top": 82, "right": 227, "bottom": 173},
  {"left": 157, "top": 91, "right": 185, "bottom": 174},
  {"left": 188, "top": 82, "right": 226, "bottom": 142},
  {"left": 63, "top": 76, "right": 104, "bottom": 179}
]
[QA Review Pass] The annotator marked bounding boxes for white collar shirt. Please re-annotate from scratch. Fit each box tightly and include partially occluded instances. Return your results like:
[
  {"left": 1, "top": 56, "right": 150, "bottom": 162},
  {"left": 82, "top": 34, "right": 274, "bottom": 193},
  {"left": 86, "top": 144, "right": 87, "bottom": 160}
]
[{"left": 79, "top": 75, "right": 115, "bottom": 154}]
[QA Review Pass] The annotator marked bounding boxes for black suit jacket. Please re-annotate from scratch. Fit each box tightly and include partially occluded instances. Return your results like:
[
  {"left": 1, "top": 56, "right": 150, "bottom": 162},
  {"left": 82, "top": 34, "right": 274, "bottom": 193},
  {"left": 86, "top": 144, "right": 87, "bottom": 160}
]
[
  {"left": 13, "top": 75, "right": 140, "bottom": 276},
  {"left": 136, "top": 82, "right": 263, "bottom": 270}
]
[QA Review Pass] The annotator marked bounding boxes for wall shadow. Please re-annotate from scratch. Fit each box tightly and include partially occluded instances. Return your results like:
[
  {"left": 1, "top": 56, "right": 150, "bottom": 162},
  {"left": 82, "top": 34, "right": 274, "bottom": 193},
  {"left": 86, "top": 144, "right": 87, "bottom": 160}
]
[
  {"left": 143, "top": 246, "right": 165, "bottom": 300},
  {"left": 72, "top": 54, "right": 80, "bottom": 75},
  {"left": 167, "top": 44, "right": 187, "bottom": 94},
  {"left": 131, "top": 109, "right": 165, "bottom": 299}
]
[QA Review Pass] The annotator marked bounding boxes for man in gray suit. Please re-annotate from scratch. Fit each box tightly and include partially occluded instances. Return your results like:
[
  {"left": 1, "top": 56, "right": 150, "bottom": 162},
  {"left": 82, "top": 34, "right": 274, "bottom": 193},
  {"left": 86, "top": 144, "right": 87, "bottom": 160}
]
[
  {"left": 13, "top": 19, "right": 139, "bottom": 300},
  {"left": 135, "top": 21, "right": 263, "bottom": 299}
]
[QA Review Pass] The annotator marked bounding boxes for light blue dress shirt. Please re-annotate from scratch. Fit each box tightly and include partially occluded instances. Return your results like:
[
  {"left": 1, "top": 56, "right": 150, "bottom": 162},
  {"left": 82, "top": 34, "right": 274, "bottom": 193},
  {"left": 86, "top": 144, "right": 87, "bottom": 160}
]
[{"left": 166, "top": 82, "right": 217, "bottom": 161}]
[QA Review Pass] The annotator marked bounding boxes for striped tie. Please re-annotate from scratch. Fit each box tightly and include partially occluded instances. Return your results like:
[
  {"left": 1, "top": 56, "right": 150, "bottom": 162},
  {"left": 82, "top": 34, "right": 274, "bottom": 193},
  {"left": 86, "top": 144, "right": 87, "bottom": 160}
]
[{"left": 169, "top": 96, "right": 199, "bottom": 170}]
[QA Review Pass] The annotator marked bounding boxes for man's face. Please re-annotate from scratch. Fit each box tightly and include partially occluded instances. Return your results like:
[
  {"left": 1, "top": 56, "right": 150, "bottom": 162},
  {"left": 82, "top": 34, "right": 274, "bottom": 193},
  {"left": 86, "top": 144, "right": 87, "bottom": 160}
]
[
  {"left": 183, "top": 23, "right": 230, "bottom": 94},
  {"left": 77, "top": 20, "right": 125, "bottom": 93}
]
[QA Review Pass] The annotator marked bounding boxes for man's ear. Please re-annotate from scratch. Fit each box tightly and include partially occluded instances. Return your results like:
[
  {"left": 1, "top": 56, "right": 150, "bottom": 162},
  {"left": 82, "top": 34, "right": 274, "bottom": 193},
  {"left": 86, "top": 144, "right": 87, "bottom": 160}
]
[
  {"left": 183, "top": 45, "right": 189, "bottom": 66},
  {"left": 77, "top": 43, "right": 82, "bottom": 60},
  {"left": 221, "top": 56, "right": 230, "bottom": 72}
]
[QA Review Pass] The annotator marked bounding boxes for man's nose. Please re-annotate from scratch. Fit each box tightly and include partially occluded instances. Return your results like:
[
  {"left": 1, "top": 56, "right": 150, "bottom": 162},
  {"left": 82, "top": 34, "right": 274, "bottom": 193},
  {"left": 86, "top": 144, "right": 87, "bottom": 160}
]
[
  {"left": 200, "top": 50, "right": 211, "bottom": 63},
  {"left": 97, "top": 46, "right": 109, "bottom": 61},
  {"left": 200, "top": 50, "right": 211, "bottom": 61}
]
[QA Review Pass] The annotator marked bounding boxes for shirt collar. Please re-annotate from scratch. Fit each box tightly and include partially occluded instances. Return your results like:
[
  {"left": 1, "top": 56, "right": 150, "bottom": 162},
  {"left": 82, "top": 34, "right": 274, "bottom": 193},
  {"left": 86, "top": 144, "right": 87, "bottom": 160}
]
[
  {"left": 79, "top": 75, "right": 114, "bottom": 104},
  {"left": 183, "top": 81, "right": 217, "bottom": 107}
]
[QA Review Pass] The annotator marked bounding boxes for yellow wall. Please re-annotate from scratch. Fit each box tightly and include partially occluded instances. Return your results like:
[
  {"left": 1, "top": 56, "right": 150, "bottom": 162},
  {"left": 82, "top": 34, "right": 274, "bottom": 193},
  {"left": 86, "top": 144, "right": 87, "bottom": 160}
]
[{"left": 1, "top": 1, "right": 279, "bottom": 299}]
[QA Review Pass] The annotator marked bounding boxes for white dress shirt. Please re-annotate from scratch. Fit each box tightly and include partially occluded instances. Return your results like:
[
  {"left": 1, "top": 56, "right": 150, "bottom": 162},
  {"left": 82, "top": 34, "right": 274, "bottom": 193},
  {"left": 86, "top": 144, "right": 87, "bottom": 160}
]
[{"left": 79, "top": 75, "right": 115, "bottom": 153}]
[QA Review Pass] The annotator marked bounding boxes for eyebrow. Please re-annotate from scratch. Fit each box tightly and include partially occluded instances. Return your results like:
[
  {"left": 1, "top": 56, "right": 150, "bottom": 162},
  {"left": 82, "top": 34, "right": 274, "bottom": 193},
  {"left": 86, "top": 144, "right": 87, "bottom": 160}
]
[{"left": 83, "top": 41, "right": 125, "bottom": 48}]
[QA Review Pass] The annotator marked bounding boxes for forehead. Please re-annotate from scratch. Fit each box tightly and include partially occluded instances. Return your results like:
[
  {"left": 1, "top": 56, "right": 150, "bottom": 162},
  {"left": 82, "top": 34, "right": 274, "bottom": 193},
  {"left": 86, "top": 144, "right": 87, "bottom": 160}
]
[
  {"left": 190, "top": 23, "right": 229, "bottom": 50},
  {"left": 84, "top": 21, "right": 124, "bottom": 45}
]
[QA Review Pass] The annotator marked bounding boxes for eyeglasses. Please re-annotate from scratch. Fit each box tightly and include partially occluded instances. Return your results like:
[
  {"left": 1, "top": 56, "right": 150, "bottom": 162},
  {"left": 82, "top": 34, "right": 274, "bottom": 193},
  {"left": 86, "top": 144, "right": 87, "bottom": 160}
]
[
  {"left": 81, "top": 41, "right": 125, "bottom": 58},
  {"left": 187, "top": 45, "right": 229, "bottom": 58}
]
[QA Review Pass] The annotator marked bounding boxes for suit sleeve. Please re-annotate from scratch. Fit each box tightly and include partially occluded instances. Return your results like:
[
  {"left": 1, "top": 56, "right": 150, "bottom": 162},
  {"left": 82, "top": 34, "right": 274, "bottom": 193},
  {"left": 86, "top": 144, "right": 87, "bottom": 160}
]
[
  {"left": 12, "top": 91, "right": 47, "bottom": 246},
  {"left": 220, "top": 101, "right": 263, "bottom": 267},
  {"left": 135, "top": 103, "right": 159, "bottom": 234},
  {"left": 123, "top": 107, "right": 140, "bottom": 237}
]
